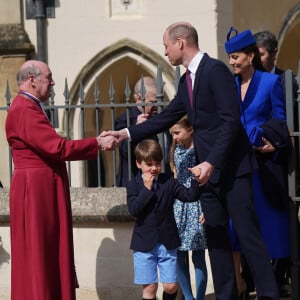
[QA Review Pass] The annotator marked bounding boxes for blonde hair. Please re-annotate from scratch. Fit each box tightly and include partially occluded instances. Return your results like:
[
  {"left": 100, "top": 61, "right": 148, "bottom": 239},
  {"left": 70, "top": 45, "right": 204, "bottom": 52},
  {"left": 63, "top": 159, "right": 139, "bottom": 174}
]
[{"left": 169, "top": 115, "right": 192, "bottom": 176}]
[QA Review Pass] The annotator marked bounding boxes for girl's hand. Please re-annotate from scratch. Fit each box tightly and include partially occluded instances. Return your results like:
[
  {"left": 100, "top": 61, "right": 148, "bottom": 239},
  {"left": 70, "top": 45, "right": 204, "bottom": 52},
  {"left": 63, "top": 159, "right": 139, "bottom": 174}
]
[
  {"left": 188, "top": 161, "right": 214, "bottom": 186},
  {"left": 199, "top": 213, "right": 205, "bottom": 224},
  {"left": 255, "top": 137, "right": 276, "bottom": 153}
]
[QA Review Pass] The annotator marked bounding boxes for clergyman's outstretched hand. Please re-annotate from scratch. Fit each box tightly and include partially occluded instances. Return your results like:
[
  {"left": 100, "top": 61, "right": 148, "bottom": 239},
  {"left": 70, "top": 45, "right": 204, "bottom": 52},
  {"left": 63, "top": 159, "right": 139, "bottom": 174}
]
[
  {"left": 96, "top": 133, "right": 118, "bottom": 151},
  {"left": 99, "top": 129, "right": 129, "bottom": 150}
]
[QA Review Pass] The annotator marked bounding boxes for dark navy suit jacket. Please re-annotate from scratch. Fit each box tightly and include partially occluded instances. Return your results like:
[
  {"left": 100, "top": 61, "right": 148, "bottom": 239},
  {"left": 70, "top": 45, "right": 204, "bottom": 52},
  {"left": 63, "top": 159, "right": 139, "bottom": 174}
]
[
  {"left": 126, "top": 172, "right": 201, "bottom": 251},
  {"left": 128, "top": 54, "right": 256, "bottom": 193}
]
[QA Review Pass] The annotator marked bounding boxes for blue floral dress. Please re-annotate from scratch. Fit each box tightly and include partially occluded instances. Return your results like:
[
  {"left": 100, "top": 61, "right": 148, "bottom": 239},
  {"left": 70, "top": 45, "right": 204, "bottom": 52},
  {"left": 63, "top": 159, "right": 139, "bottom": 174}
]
[{"left": 173, "top": 145, "right": 206, "bottom": 251}]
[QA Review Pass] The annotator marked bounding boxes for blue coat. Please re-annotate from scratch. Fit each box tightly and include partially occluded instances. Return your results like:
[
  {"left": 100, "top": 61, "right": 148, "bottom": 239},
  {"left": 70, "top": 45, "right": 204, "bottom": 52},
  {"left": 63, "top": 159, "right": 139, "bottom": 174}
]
[
  {"left": 237, "top": 70, "right": 286, "bottom": 147},
  {"left": 236, "top": 69, "right": 291, "bottom": 258}
]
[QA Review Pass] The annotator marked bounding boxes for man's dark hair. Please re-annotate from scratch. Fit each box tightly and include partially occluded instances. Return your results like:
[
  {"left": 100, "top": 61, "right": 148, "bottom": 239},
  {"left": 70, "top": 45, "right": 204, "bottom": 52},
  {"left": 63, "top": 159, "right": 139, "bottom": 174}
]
[{"left": 254, "top": 30, "right": 278, "bottom": 54}]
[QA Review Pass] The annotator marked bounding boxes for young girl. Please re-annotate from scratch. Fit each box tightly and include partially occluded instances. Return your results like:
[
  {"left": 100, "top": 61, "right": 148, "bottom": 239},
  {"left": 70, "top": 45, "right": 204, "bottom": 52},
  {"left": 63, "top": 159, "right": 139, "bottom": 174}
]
[{"left": 169, "top": 115, "right": 207, "bottom": 300}]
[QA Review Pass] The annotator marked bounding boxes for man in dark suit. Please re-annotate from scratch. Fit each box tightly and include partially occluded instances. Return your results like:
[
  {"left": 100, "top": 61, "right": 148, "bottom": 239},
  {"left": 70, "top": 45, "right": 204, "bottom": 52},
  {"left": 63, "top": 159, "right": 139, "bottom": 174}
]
[
  {"left": 115, "top": 76, "right": 171, "bottom": 187},
  {"left": 254, "top": 30, "right": 283, "bottom": 74},
  {"left": 103, "top": 22, "right": 279, "bottom": 299},
  {"left": 254, "top": 30, "right": 298, "bottom": 97}
]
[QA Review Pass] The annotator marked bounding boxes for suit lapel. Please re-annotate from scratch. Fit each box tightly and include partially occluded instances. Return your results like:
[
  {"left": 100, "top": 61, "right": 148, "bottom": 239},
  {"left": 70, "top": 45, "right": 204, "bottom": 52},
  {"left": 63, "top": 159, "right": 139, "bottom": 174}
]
[
  {"left": 190, "top": 53, "right": 208, "bottom": 124},
  {"left": 193, "top": 53, "right": 208, "bottom": 95},
  {"left": 238, "top": 70, "right": 262, "bottom": 111}
]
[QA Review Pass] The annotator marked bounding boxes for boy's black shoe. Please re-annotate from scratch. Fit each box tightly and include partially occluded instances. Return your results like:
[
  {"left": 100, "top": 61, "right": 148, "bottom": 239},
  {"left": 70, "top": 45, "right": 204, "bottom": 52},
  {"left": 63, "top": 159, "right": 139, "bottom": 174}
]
[{"left": 162, "top": 291, "right": 177, "bottom": 300}]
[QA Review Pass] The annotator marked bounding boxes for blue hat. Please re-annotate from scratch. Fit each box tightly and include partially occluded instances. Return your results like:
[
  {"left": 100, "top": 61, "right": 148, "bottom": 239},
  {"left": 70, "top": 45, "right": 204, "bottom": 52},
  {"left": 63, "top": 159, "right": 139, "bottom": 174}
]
[{"left": 225, "top": 26, "right": 256, "bottom": 54}]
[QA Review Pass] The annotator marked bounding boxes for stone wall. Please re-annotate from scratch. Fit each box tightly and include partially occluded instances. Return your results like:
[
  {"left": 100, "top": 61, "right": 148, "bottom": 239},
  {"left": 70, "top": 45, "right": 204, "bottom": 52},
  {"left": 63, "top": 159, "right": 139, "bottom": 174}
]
[{"left": 0, "top": 187, "right": 214, "bottom": 300}]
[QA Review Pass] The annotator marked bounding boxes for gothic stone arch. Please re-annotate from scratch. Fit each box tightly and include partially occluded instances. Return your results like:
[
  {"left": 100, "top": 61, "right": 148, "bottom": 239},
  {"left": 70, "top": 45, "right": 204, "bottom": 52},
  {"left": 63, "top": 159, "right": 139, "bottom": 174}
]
[
  {"left": 68, "top": 38, "right": 176, "bottom": 186},
  {"left": 277, "top": 3, "right": 300, "bottom": 73}
]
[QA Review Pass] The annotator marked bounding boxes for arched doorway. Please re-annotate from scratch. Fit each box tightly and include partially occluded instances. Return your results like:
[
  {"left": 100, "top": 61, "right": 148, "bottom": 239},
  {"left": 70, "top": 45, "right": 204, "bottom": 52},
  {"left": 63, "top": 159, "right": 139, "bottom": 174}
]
[
  {"left": 277, "top": 4, "right": 300, "bottom": 74},
  {"left": 69, "top": 38, "right": 176, "bottom": 186}
]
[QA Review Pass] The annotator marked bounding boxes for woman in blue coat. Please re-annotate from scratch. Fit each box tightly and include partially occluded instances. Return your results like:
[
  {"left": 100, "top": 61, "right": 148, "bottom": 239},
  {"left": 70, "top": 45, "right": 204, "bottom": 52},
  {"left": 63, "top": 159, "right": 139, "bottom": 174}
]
[{"left": 225, "top": 27, "right": 291, "bottom": 297}]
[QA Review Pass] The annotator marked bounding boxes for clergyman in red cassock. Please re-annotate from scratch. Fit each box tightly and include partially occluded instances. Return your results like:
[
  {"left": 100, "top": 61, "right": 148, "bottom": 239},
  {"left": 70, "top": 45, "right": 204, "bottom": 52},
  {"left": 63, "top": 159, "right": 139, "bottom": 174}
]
[{"left": 5, "top": 60, "right": 116, "bottom": 300}]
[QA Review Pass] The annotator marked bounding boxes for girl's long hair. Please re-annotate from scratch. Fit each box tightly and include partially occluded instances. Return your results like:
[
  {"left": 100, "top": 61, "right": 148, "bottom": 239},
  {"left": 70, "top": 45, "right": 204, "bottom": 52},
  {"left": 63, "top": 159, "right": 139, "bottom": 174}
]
[{"left": 169, "top": 114, "right": 193, "bottom": 177}]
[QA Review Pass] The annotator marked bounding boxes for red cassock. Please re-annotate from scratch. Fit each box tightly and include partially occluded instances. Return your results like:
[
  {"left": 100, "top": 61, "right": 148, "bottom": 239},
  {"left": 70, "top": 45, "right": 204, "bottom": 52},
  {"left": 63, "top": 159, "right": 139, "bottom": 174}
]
[{"left": 5, "top": 95, "right": 98, "bottom": 300}]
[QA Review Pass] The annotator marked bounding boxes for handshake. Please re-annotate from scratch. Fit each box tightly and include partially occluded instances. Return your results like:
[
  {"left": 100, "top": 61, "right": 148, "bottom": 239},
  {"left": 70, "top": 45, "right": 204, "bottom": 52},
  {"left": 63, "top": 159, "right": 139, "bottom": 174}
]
[
  {"left": 95, "top": 128, "right": 214, "bottom": 187},
  {"left": 96, "top": 129, "right": 129, "bottom": 151}
]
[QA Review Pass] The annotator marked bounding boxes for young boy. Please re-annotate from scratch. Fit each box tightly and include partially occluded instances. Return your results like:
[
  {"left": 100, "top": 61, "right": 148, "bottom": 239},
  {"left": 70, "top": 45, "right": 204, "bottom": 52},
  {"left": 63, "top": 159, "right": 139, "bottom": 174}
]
[{"left": 126, "top": 139, "right": 202, "bottom": 300}]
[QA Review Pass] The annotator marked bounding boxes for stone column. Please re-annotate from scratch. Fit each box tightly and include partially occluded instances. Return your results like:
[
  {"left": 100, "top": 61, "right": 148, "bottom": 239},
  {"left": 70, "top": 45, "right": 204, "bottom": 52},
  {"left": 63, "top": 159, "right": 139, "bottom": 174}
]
[{"left": 0, "top": 0, "right": 35, "bottom": 187}]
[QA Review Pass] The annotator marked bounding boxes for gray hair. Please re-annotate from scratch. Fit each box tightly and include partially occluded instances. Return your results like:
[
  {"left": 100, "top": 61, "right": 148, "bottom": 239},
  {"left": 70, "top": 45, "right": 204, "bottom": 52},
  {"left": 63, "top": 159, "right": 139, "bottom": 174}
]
[
  {"left": 134, "top": 76, "right": 157, "bottom": 98},
  {"left": 16, "top": 64, "right": 41, "bottom": 86}
]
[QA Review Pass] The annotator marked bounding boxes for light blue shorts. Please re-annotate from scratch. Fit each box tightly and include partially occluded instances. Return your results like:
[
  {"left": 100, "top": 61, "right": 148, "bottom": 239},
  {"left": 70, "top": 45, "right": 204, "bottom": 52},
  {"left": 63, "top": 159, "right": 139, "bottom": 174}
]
[{"left": 133, "top": 243, "right": 177, "bottom": 284}]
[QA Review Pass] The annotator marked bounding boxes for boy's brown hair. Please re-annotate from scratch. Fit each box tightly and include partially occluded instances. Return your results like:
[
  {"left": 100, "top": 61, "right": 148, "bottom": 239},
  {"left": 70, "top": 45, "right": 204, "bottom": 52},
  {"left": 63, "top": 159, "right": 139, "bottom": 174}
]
[{"left": 134, "top": 139, "right": 163, "bottom": 163}]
